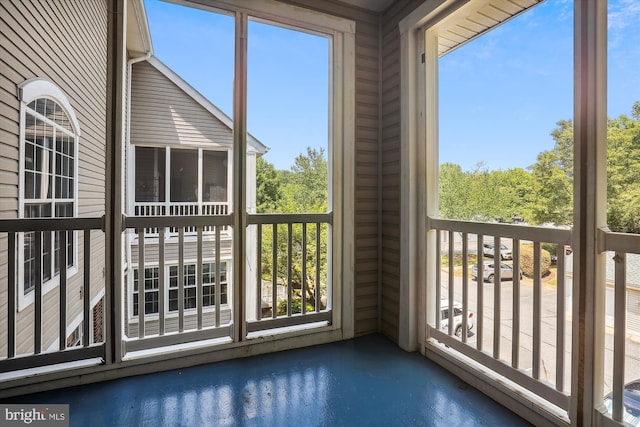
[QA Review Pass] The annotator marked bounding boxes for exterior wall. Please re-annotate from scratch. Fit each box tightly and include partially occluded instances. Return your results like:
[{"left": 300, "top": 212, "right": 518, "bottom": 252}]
[
  {"left": 380, "top": 0, "right": 423, "bottom": 343},
  {"left": 127, "top": 59, "right": 239, "bottom": 334},
  {"left": 279, "top": 0, "right": 382, "bottom": 336},
  {"left": 0, "top": 0, "right": 107, "bottom": 354},
  {"left": 130, "top": 61, "right": 234, "bottom": 149}
]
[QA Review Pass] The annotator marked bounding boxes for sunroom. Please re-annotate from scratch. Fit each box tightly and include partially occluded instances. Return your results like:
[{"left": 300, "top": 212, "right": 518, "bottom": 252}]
[{"left": 0, "top": 0, "right": 638, "bottom": 426}]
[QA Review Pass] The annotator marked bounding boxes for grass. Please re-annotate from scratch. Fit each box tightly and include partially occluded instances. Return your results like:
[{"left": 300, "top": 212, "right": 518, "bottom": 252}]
[{"left": 441, "top": 253, "right": 478, "bottom": 268}]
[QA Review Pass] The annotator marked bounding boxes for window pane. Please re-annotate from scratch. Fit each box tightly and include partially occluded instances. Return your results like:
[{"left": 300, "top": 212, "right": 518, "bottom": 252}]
[
  {"left": 170, "top": 149, "right": 198, "bottom": 202},
  {"left": 248, "top": 19, "right": 329, "bottom": 215},
  {"left": 135, "top": 146, "right": 165, "bottom": 202},
  {"left": 202, "top": 151, "right": 227, "bottom": 202}
]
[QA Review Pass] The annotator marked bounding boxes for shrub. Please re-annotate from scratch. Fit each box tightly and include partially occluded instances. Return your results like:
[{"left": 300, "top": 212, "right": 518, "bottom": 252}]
[{"left": 519, "top": 243, "right": 552, "bottom": 278}]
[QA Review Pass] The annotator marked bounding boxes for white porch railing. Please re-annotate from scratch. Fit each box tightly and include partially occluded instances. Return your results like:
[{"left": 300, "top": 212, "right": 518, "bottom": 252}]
[
  {"left": 133, "top": 202, "right": 229, "bottom": 234},
  {"left": 597, "top": 228, "right": 640, "bottom": 426},
  {"left": 427, "top": 217, "right": 572, "bottom": 413}
]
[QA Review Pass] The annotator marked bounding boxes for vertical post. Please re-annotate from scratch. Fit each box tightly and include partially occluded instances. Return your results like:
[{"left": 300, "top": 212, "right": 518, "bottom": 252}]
[
  {"left": 256, "top": 223, "right": 262, "bottom": 319},
  {"left": 138, "top": 230, "right": 145, "bottom": 339},
  {"left": 59, "top": 232, "right": 68, "bottom": 350},
  {"left": 233, "top": 10, "right": 248, "bottom": 342},
  {"left": 556, "top": 246, "right": 566, "bottom": 391},
  {"left": 476, "top": 235, "right": 484, "bottom": 352},
  {"left": 158, "top": 228, "right": 165, "bottom": 336},
  {"left": 533, "top": 241, "right": 541, "bottom": 380},
  {"left": 572, "top": 2, "right": 607, "bottom": 425},
  {"left": 493, "top": 236, "right": 501, "bottom": 359},
  {"left": 197, "top": 227, "right": 203, "bottom": 330},
  {"left": 8, "top": 232, "right": 16, "bottom": 358},
  {"left": 287, "top": 223, "right": 293, "bottom": 316},
  {"left": 34, "top": 233, "right": 42, "bottom": 354},
  {"left": 105, "top": 0, "right": 126, "bottom": 363},
  {"left": 272, "top": 224, "right": 277, "bottom": 319},
  {"left": 178, "top": 229, "right": 184, "bottom": 333},
  {"left": 612, "top": 253, "right": 626, "bottom": 422},
  {"left": 512, "top": 239, "right": 521, "bottom": 368},
  {"left": 83, "top": 231, "right": 91, "bottom": 347}
]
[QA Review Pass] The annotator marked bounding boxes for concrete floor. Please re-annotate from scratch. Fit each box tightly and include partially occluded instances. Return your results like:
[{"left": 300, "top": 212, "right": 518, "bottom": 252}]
[{"left": 3, "top": 334, "right": 531, "bottom": 426}]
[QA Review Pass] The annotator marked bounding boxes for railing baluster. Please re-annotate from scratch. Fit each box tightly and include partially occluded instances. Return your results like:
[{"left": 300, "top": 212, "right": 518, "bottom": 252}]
[
  {"left": 461, "top": 232, "right": 468, "bottom": 342},
  {"left": 138, "top": 229, "right": 145, "bottom": 339},
  {"left": 83, "top": 230, "right": 91, "bottom": 347},
  {"left": 34, "top": 232, "right": 42, "bottom": 355},
  {"left": 612, "top": 252, "right": 626, "bottom": 422},
  {"left": 302, "top": 223, "right": 307, "bottom": 314},
  {"left": 315, "top": 223, "right": 321, "bottom": 312},
  {"left": 434, "top": 231, "right": 441, "bottom": 330},
  {"left": 215, "top": 226, "right": 221, "bottom": 328},
  {"left": 532, "top": 241, "right": 541, "bottom": 379},
  {"left": 8, "top": 232, "right": 16, "bottom": 358},
  {"left": 287, "top": 223, "right": 293, "bottom": 316},
  {"left": 159, "top": 228, "right": 165, "bottom": 336},
  {"left": 493, "top": 236, "right": 501, "bottom": 359},
  {"left": 448, "top": 230, "right": 454, "bottom": 336},
  {"left": 197, "top": 226, "right": 203, "bottom": 330},
  {"left": 59, "top": 231, "right": 67, "bottom": 350},
  {"left": 556, "top": 245, "right": 565, "bottom": 391},
  {"left": 477, "top": 234, "right": 483, "bottom": 352},
  {"left": 272, "top": 224, "right": 278, "bottom": 319},
  {"left": 512, "top": 239, "right": 521, "bottom": 369},
  {"left": 178, "top": 229, "right": 185, "bottom": 333},
  {"left": 257, "top": 224, "right": 263, "bottom": 319}
]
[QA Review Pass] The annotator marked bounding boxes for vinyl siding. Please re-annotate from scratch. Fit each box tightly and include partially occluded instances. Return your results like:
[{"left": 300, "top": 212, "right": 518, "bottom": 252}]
[
  {"left": 380, "top": 0, "right": 423, "bottom": 344},
  {"left": 130, "top": 61, "right": 234, "bottom": 149},
  {"left": 0, "top": 0, "right": 107, "bottom": 355}
]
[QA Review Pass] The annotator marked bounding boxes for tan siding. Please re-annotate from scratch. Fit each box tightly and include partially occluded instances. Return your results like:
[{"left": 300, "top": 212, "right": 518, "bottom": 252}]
[
  {"left": 130, "top": 61, "right": 234, "bottom": 148},
  {"left": 1, "top": 0, "right": 107, "bottom": 355},
  {"left": 379, "top": 0, "right": 424, "bottom": 344}
]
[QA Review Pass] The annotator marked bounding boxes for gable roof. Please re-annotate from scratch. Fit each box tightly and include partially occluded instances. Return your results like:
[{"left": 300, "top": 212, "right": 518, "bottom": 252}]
[{"left": 144, "top": 56, "right": 268, "bottom": 155}]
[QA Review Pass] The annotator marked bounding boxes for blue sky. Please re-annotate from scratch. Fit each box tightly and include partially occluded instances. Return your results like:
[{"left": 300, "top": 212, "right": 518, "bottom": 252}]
[
  {"left": 145, "top": 0, "right": 328, "bottom": 170},
  {"left": 145, "top": 0, "right": 640, "bottom": 172}
]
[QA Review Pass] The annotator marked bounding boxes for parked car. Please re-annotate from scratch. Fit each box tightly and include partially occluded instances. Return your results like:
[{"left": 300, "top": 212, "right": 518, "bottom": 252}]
[
  {"left": 471, "top": 261, "right": 522, "bottom": 283},
  {"left": 603, "top": 380, "right": 640, "bottom": 426},
  {"left": 550, "top": 245, "right": 573, "bottom": 264},
  {"left": 440, "top": 300, "right": 474, "bottom": 337},
  {"left": 482, "top": 242, "right": 512, "bottom": 260}
]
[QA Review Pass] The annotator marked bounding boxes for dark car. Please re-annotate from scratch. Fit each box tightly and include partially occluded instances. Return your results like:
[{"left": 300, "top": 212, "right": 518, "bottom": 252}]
[{"left": 603, "top": 380, "right": 640, "bottom": 426}]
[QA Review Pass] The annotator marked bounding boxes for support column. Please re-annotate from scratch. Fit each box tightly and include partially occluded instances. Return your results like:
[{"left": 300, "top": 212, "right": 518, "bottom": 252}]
[{"left": 571, "top": 1, "right": 607, "bottom": 425}]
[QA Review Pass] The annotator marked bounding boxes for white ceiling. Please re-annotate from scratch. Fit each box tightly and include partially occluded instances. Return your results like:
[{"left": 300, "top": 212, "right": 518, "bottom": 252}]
[{"left": 338, "top": 0, "right": 395, "bottom": 12}]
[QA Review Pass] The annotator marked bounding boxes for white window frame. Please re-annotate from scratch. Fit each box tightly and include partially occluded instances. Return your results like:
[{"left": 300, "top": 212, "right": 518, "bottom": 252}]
[
  {"left": 17, "top": 78, "right": 80, "bottom": 311},
  {"left": 130, "top": 260, "right": 232, "bottom": 320},
  {"left": 131, "top": 145, "right": 232, "bottom": 207},
  {"left": 201, "top": 0, "right": 355, "bottom": 339}
]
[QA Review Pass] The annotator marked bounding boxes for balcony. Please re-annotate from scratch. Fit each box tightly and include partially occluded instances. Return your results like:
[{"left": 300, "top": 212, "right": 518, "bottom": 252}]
[{"left": 1, "top": 216, "right": 637, "bottom": 425}]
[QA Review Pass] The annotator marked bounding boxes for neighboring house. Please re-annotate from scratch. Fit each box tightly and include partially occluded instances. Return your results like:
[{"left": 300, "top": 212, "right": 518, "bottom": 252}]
[
  {"left": 124, "top": 57, "right": 267, "bottom": 337},
  {"left": 0, "top": 0, "right": 112, "bottom": 357}
]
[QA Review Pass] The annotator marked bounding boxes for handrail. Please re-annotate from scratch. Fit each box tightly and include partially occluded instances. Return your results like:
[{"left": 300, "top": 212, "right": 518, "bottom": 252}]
[
  {"left": 0, "top": 216, "right": 104, "bottom": 232},
  {"left": 428, "top": 217, "right": 572, "bottom": 244}
]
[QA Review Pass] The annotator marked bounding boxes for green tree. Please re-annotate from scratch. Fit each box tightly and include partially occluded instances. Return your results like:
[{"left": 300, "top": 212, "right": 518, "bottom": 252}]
[
  {"left": 606, "top": 102, "right": 640, "bottom": 232},
  {"left": 258, "top": 147, "right": 329, "bottom": 313},
  {"left": 256, "top": 156, "right": 282, "bottom": 213},
  {"left": 529, "top": 120, "right": 574, "bottom": 226}
]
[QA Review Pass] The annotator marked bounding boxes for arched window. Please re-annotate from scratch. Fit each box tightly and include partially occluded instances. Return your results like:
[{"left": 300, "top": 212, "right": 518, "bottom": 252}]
[{"left": 18, "top": 79, "right": 80, "bottom": 308}]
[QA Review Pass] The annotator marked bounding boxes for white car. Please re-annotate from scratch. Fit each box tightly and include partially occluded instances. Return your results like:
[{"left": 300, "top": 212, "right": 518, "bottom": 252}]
[
  {"left": 440, "top": 300, "right": 474, "bottom": 337},
  {"left": 483, "top": 242, "right": 512, "bottom": 260}
]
